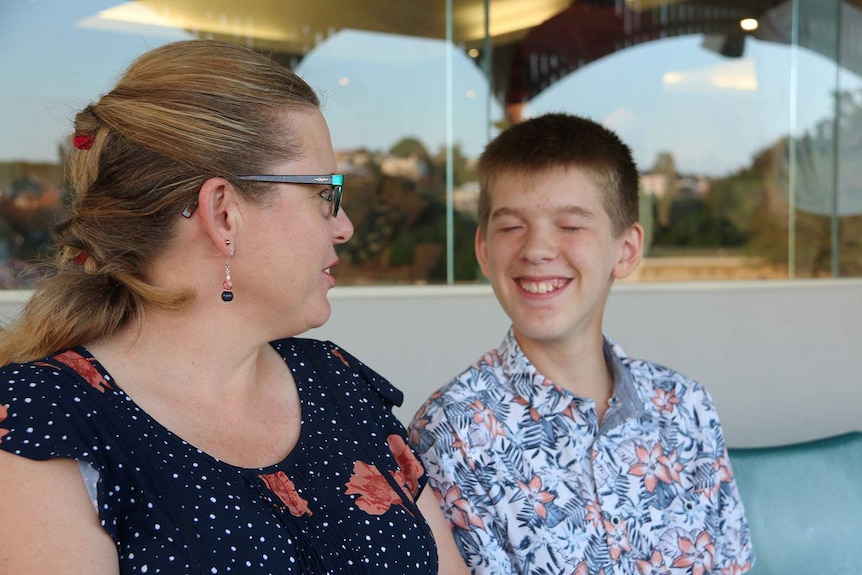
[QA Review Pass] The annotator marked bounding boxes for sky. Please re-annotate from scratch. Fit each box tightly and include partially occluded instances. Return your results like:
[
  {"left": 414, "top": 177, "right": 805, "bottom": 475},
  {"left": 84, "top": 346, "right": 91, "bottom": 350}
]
[{"left": 1, "top": 0, "right": 859, "bottom": 179}]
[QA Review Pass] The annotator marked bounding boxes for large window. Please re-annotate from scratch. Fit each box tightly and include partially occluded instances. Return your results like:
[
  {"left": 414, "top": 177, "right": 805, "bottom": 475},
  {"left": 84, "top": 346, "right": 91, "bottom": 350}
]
[{"left": 1, "top": 0, "right": 860, "bottom": 287}]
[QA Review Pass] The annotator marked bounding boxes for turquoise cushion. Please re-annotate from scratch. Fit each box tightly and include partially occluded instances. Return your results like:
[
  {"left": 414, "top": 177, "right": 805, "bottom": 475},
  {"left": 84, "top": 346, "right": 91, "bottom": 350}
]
[{"left": 728, "top": 432, "right": 862, "bottom": 574}]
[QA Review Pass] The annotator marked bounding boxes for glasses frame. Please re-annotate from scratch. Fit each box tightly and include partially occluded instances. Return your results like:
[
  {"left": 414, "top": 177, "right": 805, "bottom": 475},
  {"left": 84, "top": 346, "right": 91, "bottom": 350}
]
[{"left": 181, "top": 174, "right": 344, "bottom": 218}]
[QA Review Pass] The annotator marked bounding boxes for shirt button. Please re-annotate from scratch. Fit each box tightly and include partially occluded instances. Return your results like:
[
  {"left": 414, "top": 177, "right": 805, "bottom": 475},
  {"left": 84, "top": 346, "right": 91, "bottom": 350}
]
[{"left": 610, "top": 515, "right": 622, "bottom": 527}]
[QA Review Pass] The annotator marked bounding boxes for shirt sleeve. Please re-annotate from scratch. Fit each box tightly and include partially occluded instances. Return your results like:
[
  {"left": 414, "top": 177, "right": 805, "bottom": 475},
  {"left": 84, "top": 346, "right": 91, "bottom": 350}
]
[
  {"left": 409, "top": 385, "right": 519, "bottom": 575},
  {"left": 693, "top": 385, "right": 756, "bottom": 574}
]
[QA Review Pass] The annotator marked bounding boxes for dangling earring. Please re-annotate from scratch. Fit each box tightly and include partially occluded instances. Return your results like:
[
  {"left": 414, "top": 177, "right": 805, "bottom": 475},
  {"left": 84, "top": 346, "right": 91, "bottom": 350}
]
[{"left": 221, "top": 239, "right": 234, "bottom": 302}]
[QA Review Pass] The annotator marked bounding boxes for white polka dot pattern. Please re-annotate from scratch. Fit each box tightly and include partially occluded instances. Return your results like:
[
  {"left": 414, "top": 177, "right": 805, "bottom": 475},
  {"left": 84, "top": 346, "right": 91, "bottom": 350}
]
[{"left": 0, "top": 338, "right": 437, "bottom": 574}]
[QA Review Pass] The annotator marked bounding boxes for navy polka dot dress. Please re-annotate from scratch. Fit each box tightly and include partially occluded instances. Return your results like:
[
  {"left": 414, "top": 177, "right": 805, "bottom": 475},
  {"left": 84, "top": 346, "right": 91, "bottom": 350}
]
[{"left": 0, "top": 338, "right": 437, "bottom": 574}]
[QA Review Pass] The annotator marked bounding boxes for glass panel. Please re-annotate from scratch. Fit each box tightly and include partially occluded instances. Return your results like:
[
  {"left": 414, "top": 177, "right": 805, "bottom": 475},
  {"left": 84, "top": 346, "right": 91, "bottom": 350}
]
[
  {"left": 834, "top": 1, "right": 862, "bottom": 276},
  {"left": 1, "top": 0, "right": 859, "bottom": 287},
  {"left": 0, "top": 0, "right": 485, "bottom": 286},
  {"left": 484, "top": 0, "right": 861, "bottom": 282},
  {"left": 784, "top": 0, "right": 842, "bottom": 277},
  {"left": 0, "top": 2, "right": 189, "bottom": 288}
]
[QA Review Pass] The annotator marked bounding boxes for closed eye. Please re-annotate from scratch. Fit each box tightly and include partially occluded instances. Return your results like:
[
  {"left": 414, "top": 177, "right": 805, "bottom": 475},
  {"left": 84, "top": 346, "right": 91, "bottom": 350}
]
[
  {"left": 318, "top": 187, "right": 335, "bottom": 202},
  {"left": 493, "top": 219, "right": 524, "bottom": 232}
]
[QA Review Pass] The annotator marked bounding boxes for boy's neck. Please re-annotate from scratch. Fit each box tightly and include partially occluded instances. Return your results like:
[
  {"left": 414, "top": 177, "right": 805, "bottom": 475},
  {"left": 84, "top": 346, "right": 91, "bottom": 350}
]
[{"left": 514, "top": 329, "right": 614, "bottom": 421}]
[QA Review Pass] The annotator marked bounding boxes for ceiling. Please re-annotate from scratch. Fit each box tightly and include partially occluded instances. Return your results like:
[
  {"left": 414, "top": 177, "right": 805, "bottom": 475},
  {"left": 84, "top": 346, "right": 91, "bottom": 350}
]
[
  {"left": 100, "top": 0, "right": 572, "bottom": 52},
  {"left": 91, "top": 0, "right": 755, "bottom": 53},
  {"left": 84, "top": 1, "right": 862, "bottom": 103}
]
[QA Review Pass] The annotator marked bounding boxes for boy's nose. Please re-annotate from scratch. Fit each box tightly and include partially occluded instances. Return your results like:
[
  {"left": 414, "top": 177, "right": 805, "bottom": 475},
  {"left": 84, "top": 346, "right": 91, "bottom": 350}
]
[{"left": 519, "top": 228, "right": 557, "bottom": 263}]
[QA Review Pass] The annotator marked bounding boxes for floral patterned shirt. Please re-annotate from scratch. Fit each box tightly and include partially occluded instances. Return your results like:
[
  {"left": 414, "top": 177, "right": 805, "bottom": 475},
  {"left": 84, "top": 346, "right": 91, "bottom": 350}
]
[
  {"left": 0, "top": 338, "right": 435, "bottom": 574},
  {"left": 409, "top": 329, "right": 754, "bottom": 575}
]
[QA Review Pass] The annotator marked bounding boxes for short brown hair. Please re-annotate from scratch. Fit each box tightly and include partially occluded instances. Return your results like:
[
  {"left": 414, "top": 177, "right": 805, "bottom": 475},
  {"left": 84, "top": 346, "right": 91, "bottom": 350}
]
[{"left": 477, "top": 113, "right": 639, "bottom": 236}]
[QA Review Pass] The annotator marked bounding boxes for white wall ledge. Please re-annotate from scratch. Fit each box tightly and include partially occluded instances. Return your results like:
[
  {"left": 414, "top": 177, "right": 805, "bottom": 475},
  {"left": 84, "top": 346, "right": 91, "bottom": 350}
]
[{"left": 2, "top": 279, "right": 859, "bottom": 448}]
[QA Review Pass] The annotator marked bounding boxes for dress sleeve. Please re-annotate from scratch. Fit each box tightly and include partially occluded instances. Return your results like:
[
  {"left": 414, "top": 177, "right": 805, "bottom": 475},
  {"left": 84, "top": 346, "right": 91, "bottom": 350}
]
[
  {"left": 0, "top": 361, "right": 126, "bottom": 543},
  {"left": 0, "top": 361, "right": 107, "bottom": 462},
  {"left": 693, "top": 385, "right": 756, "bottom": 573},
  {"left": 409, "top": 384, "right": 519, "bottom": 575}
]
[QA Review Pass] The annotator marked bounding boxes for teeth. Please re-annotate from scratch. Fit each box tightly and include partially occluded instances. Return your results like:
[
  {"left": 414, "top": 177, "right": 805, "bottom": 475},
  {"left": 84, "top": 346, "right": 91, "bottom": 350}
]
[{"left": 519, "top": 278, "right": 566, "bottom": 294}]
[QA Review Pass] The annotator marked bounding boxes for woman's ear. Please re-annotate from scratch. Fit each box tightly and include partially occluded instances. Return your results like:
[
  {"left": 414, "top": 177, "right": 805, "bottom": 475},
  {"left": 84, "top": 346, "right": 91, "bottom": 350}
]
[
  {"left": 195, "top": 177, "right": 239, "bottom": 257},
  {"left": 612, "top": 223, "right": 644, "bottom": 280}
]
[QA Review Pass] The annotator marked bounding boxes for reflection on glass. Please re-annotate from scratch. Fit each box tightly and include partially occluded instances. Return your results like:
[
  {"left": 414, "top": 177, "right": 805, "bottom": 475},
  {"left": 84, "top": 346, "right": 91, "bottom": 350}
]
[
  {"left": 491, "top": 0, "right": 862, "bottom": 281},
  {"left": 0, "top": 0, "right": 860, "bottom": 287}
]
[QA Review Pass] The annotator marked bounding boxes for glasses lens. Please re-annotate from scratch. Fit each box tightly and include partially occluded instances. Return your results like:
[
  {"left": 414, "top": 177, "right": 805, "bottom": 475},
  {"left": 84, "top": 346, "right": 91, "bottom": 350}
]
[{"left": 331, "top": 185, "right": 343, "bottom": 217}]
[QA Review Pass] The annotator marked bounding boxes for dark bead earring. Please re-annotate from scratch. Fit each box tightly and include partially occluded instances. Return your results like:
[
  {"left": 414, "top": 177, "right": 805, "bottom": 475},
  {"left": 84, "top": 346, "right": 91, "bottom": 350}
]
[{"left": 222, "top": 240, "right": 234, "bottom": 302}]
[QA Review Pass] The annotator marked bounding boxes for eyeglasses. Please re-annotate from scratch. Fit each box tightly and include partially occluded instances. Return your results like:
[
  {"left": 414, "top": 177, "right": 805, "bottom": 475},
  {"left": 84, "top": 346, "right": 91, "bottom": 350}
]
[
  {"left": 238, "top": 175, "right": 343, "bottom": 218},
  {"left": 182, "top": 174, "right": 344, "bottom": 218}
]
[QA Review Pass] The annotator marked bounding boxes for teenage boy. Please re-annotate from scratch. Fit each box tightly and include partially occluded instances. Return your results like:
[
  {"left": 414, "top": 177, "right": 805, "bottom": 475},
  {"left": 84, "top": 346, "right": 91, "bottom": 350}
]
[{"left": 408, "top": 113, "right": 753, "bottom": 575}]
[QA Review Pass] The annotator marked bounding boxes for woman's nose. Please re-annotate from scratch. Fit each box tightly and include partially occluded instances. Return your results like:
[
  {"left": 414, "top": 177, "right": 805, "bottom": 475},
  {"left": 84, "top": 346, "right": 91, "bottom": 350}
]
[{"left": 333, "top": 208, "right": 354, "bottom": 244}]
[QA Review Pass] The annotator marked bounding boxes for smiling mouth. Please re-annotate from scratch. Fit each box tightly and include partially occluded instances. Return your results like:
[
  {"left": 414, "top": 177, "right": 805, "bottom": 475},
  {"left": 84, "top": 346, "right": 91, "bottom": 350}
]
[
  {"left": 324, "top": 259, "right": 339, "bottom": 275},
  {"left": 518, "top": 278, "right": 569, "bottom": 294}
]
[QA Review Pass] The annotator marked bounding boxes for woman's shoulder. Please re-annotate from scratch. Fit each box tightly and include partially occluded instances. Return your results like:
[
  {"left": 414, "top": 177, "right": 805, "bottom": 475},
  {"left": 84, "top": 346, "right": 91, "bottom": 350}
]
[
  {"left": 0, "top": 354, "right": 107, "bottom": 459},
  {"left": 274, "top": 337, "right": 404, "bottom": 409},
  {"left": 274, "top": 336, "right": 360, "bottom": 366},
  {"left": 0, "top": 355, "right": 86, "bottom": 397}
]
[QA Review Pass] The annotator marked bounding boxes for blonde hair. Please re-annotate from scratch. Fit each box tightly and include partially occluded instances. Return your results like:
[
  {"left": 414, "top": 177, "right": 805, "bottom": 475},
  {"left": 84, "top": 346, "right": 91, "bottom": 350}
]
[{"left": 0, "top": 40, "right": 320, "bottom": 364}]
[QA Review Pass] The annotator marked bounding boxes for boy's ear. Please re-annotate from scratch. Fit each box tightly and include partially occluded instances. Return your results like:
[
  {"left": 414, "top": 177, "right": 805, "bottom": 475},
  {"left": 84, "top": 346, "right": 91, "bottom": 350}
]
[
  {"left": 475, "top": 227, "right": 491, "bottom": 279},
  {"left": 612, "top": 223, "right": 644, "bottom": 280},
  {"left": 195, "top": 177, "right": 240, "bottom": 258}
]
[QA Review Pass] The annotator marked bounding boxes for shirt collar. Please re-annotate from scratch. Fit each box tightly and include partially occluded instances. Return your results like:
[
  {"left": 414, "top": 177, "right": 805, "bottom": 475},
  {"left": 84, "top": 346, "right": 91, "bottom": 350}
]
[
  {"left": 498, "top": 327, "right": 646, "bottom": 430},
  {"left": 600, "top": 335, "right": 646, "bottom": 432}
]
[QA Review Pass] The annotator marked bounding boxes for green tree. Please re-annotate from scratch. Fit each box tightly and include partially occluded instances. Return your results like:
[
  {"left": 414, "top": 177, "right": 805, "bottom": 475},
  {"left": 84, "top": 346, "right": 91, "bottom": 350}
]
[{"left": 389, "top": 137, "right": 429, "bottom": 159}]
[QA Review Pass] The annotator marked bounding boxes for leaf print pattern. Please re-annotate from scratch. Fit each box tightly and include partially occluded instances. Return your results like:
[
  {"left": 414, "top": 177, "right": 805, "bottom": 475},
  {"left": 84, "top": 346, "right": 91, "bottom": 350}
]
[
  {"left": 331, "top": 348, "right": 350, "bottom": 367},
  {"left": 0, "top": 403, "right": 9, "bottom": 442},
  {"left": 345, "top": 461, "right": 405, "bottom": 515},
  {"left": 515, "top": 476, "right": 555, "bottom": 520},
  {"left": 408, "top": 328, "right": 754, "bottom": 575},
  {"left": 652, "top": 386, "right": 680, "bottom": 413},
  {"left": 636, "top": 550, "right": 670, "bottom": 575},
  {"left": 259, "top": 471, "right": 312, "bottom": 517},
  {"left": 470, "top": 399, "right": 507, "bottom": 439},
  {"left": 387, "top": 434, "right": 424, "bottom": 500},
  {"left": 671, "top": 531, "right": 715, "bottom": 575},
  {"left": 441, "top": 484, "right": 486, "bottom": 530},
  {"left": 603, "top": 516, "right": 633, "bottom": 561},
  {"left": 343, "top": 434, "right": 428, "bottom": 517},
  {"left": 629, "top": 444, "right": 683, "bottom": 493},
  {"left": 36, "top": 350, "right": 112, "bottom": 392}
]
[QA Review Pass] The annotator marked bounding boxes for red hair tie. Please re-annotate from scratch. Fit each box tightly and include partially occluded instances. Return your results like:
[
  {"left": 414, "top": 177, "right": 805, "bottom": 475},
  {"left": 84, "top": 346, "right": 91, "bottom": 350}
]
[
  {"left": 73, "top": 253, "right": 89, "bottom": 265},
  {"left": 72, "top": 135, "right": 95, "bottom": 150}
]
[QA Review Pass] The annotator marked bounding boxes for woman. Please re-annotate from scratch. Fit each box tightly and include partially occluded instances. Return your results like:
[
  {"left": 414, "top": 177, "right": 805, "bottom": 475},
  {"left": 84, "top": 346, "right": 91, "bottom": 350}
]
[{"left": 0, "top": 40, "right": 468, "bottom": 575}]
